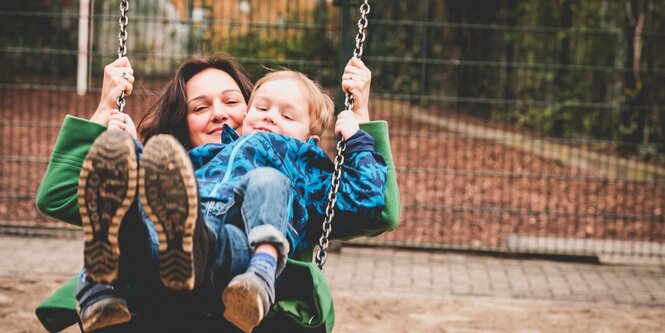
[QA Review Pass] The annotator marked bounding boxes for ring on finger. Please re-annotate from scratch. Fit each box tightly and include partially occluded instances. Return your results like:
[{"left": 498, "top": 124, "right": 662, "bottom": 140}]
[{"left": 122, "top": 71, "right": 129, "bottom": 80}]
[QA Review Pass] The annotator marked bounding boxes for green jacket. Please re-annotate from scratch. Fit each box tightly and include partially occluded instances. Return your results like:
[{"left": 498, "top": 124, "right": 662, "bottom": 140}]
[{"left": 35, "top": 115, "right": 400, "bottom": 332}]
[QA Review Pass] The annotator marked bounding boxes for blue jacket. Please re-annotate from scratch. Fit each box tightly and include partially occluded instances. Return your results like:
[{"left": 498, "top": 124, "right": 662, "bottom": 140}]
[{"left": 188, "top": 125, "right": 387, "bottom": 251}]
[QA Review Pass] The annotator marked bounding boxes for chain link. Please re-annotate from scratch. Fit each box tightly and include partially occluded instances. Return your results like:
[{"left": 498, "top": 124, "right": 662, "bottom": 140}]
[
  {"left": 315, "top": 0, "right": 370, "bottom": 271},
  {"left": 353, "top": 2, "right": 371, "bottom": 59},
  {"left": 116, "top": 0, "right": 129, "bottom": 113},
  {"left": 344, "top": 0, "right": 371, "bottom": 114},
  {"left": 314, "top": 140, "right": 347, "bottom": 269}
]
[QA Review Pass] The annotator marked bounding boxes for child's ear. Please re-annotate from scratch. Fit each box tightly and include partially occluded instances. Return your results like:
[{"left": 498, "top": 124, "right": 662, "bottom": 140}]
[{"left": 309, "top": 135, "right": 321, "bottom": 144}]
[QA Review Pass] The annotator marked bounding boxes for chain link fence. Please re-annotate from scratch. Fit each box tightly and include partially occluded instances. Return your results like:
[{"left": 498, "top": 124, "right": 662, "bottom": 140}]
[{"left": 1, "top": 0, "right": 664, "bottom": 258}]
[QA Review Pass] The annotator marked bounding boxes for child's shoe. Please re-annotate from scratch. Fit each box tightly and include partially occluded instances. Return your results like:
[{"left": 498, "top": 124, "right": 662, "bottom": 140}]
[
  {"left": 79, "top": 130, "right": 137, "bottom": 284},
  {"left": 222, "top": 253, "right": 277, "bottom": 333},
  {"left": 139, "top": 134, "right": 212, "bottom": 291},
  {"left": 76, "top": 280, "right": 131, "bottom": 332}
]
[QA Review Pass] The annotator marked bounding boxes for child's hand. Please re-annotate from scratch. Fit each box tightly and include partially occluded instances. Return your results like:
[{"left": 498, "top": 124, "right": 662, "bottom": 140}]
[
  {"left": 335, "top": 110, "right": 360, "bottom": 140},
  {"left": 341, "top": 57, "right": 371, "bottom": 123},
  {"left": 107, "top": 109, "right": 138, "bottom": 140},
  {"left": 91, "top": 57, "right": 135, "bottom": 126}
]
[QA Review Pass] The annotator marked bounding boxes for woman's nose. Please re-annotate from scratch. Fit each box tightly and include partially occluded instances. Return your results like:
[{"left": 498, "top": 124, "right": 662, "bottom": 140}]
[{"left": 211, "top": 102, "right": 228, "bottom": 121}]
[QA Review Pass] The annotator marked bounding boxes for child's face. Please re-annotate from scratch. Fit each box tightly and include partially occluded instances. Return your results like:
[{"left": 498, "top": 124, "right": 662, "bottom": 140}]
[
  {"left": 186, "top": 68, "right": 247, "bottom": 147},
  {"left": 242, "top": 79, "right": 317, "bottom": 142}
]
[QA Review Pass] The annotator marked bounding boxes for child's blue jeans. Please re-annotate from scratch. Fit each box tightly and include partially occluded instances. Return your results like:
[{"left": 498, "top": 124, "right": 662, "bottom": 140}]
[
  {"left": 202, "top": 166, "right": 292, "bottom": 286},
  {"left": 77, "top": 167, "right": 293, "bottom": 310}
]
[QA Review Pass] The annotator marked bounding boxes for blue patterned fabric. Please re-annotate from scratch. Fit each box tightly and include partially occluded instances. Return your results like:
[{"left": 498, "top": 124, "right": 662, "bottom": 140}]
[{"left": 189, "top": 125, "right": 387, "bottom": 252}]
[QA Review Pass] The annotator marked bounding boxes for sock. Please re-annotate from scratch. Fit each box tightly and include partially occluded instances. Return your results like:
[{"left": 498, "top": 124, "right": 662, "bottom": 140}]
[
  {"left": 246, "top": 252, "right": 277, "bottom": 305},
  {"left": 247, "top": 252, "right": 277, "bottom": 278}
]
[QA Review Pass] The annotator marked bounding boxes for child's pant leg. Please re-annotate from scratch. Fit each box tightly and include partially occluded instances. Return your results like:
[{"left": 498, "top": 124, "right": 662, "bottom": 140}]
[
  {"left": 235, "top": 167, "right": 292, "bottom": 274},
  {"left": 204, "top": 167, "right": 292, "bottom": 284},
  {"left": 205, "top": 220, "right": 252, "bottom": 289}
]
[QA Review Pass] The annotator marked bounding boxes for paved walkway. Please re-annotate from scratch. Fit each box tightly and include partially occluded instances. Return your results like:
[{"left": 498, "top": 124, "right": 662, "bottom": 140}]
[
  {"left": 1, "top": 235, "right": 664, "bottom": 307},
  {"left": 326, "top": 247, "right": 665, "bottom": 306}
]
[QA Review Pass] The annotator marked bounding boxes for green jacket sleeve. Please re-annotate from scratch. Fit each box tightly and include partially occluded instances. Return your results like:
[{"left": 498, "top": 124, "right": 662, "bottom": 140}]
[
  {"left": 329, "top": 120, "right": 400, "bottom": 240},
  {"left": 35, "top": 115, "right": 106, "bottom": 226}
]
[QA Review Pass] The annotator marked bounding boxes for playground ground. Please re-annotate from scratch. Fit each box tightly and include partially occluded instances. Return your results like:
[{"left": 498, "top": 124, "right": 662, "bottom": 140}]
[{"left": 1, "top": 235, "right": 664, "bottom": 333}]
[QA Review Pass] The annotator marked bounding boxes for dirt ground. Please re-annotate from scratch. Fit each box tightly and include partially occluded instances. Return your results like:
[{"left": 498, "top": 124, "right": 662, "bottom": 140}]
[
  {"left": 334, "top": 291, "right": 665, "bottom": 333},
  {"left": 2, "top": 275, "right": 664, "bottom": 333}
]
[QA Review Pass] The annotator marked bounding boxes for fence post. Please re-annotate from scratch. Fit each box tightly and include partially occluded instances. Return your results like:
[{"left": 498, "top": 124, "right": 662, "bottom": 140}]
[
  {"left": 335, "top": 0, "right": 352, "bottom": 115},
  {"left": 419, "top": 0, "right": 431, "bottom": 105},
  {"left": 77, "top": 0, "right": 91, "bottom": 95},
  {"left": 186, "top": 0, "right": 195, "bottom": 55}
]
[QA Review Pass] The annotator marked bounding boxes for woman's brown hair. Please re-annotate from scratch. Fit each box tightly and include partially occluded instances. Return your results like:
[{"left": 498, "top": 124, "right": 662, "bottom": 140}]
[{"left": 138, "top": 53, "right": 254, "bottom": 147}]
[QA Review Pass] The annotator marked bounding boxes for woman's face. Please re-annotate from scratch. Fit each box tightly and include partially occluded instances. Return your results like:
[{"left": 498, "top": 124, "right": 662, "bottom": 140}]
[{"left": 186, "top": 68, "right": 247, "bottom": 147}]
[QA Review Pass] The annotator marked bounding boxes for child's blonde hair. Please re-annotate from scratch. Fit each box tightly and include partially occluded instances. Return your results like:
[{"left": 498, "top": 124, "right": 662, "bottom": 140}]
[{"left": 248, "top": 71, "right": 334, "bottom": 137}]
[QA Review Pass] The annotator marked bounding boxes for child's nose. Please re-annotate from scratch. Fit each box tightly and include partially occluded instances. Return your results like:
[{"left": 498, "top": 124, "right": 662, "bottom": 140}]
[{"left": 262, "top": 108, "right": 278, "bottom": 123}]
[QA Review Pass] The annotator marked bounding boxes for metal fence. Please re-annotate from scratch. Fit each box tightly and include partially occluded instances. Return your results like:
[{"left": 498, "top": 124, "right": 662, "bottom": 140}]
[{"left": 1, "top": 0, "right": 664, "bottom": 258}]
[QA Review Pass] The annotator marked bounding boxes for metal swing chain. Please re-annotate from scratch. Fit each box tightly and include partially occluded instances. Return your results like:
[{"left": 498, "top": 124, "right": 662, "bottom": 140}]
[
  {"left": 315, "top": 0, "right": 371, "bottom": 271},
  {"left": 116, "top": 0, "right": 129, "bottom": 113}
]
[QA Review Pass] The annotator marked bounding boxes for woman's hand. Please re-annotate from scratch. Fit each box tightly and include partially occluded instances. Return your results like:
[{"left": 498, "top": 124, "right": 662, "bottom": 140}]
[
  {"left": 107, "top": 110, "right": 138, "bottom": 140},
  {"left": 341, "top": 57, "right": 371, "bottom": 123},
  {"left": 90, "top": 57, "right": 135, "bottom": 126},
  {"left": 335, "top": 110, "right": 360, "bottom": 140}
]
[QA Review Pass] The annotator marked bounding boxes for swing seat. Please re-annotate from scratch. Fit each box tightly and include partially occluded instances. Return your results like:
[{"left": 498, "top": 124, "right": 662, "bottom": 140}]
[{"left": 36, "top": 257, "right": 334, "bottom": 333}]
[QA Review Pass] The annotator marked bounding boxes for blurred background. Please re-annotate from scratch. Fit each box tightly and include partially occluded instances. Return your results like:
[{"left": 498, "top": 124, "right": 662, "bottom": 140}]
[{"left": 1, "top": 0, "right": 664, "bottom": 259}]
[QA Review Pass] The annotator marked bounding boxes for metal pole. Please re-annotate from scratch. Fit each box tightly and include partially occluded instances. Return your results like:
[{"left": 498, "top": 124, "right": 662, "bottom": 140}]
[
  {"left": 76, "top": 0, "right": 91, "bottom": 96},
  {"left": 187, "top": 0, "right": 194, "bottom": 56},
  {"left": 335, "top": 0, "right": 352, "bottom": 115},
  {"left": 87, "top": 0, "right": 96, "bottom": 94},
  {"left": 419, "top": 0, "right": 432, "bottom": 104}
]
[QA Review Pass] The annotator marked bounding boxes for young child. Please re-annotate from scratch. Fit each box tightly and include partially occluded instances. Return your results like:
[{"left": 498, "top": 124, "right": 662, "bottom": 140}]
[{"left": 77, "top": 70, "right": 386, "bottom": 332}]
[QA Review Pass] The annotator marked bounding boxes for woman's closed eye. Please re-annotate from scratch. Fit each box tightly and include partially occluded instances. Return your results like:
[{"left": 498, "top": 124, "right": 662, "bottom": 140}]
[
  {"left": 224, "top": 98, "right": 240, "bottom": 106},
  {"left": 193, "top": 105, "right": 209, "bottom": 112}
]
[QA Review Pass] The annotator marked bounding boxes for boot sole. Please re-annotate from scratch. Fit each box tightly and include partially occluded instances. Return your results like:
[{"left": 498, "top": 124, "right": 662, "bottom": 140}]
[
  {"left": 139, "top": 135, "right": 198, "bottom": 291},
  {"left": 79, "top": 131, "right": 137, "bottom": 284},
  {"left": 79, "top": 297, "right": 131, "bottom": 332},
  {"left": 222, "top": 278, "right": 265, "bottom": 333}
]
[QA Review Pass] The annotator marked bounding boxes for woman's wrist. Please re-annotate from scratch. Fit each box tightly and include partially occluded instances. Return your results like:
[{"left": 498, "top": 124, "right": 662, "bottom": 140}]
[
  {"left": 90, "top": 105, "right": 112, "bottom": 126},
  {"left": 353, "top": 106, "right": 371, "bottom": 123}
]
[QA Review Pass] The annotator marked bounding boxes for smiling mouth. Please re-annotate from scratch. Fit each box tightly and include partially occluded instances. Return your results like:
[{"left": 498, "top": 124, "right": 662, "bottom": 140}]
[
  {"left": 254, "top": 128, "right": 272, "bottom": 133},
  {"left": 207, "top": 127, "right": 223, "bottom": 134}
]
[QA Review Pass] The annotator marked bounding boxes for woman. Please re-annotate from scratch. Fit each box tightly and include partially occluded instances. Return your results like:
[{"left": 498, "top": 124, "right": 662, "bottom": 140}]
[{"left": 35, "top": 53, "right": 399, "bottom": 332}]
